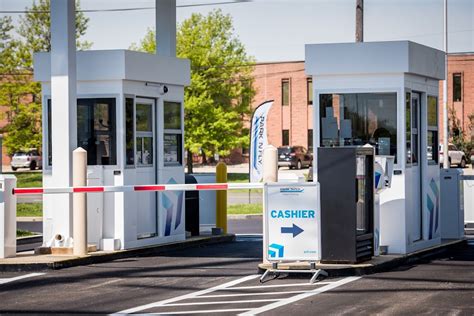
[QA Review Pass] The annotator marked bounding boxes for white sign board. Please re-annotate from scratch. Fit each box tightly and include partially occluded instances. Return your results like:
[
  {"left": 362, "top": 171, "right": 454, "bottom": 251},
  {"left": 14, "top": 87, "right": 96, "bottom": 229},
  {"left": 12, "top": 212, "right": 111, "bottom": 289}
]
[{"left": 264, "top": 183, "right": 321, "bottom": 261}]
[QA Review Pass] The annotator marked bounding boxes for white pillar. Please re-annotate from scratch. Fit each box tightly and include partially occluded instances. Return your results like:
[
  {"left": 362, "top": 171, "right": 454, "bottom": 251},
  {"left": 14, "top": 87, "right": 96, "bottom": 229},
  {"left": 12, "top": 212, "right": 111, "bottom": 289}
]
[
  {"left": 156, "top": 0, "right": 176, "bottom": 57},
  {"left": 263, "top": 146, "right": 278, "bottom": 183},
  {"left": 49, "top": 0, "right": 77, "bottom": 240},
  {"left": 73, "top": 148, "right": 87, "bottom": 256}
]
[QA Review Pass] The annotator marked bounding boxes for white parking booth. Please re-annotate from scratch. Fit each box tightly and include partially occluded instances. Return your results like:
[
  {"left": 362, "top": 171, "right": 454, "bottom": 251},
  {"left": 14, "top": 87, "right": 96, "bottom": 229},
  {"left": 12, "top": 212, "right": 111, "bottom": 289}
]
[
  {"left": 34, "top": 50, "right": 190, "bottom": 250},
  {"left": 306, "top": 41, "right": 445, "bottom": 254}
]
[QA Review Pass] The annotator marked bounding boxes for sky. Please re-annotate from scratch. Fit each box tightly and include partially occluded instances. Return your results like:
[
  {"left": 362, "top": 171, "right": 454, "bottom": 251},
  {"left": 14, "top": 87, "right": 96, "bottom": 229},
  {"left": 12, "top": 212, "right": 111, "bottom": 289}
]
[{"left": 1, "top": 0, "right": 474, "bottom": 61}]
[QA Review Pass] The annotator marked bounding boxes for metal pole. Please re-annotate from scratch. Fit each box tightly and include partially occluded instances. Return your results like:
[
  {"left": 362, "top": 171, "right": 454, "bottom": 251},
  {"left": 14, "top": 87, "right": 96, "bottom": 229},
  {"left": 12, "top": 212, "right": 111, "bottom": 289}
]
[
  {"left": 356, "top": 0, "right": 364, "bottom": 42},
  {"left": 216, "top": 162, "right": 227, "bottom": 234},
  {"left": 443, "top": 0, "right": 449, "bottom": 169},
  {"left": 73, "top": 148, "right": 87, "bottom": 256}
]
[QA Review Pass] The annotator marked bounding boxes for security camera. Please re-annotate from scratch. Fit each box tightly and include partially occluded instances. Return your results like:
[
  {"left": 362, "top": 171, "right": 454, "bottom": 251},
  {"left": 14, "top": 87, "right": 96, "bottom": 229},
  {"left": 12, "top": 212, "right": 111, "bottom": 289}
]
[
  {"left": 159, "top": 85, "right": 169, "bottom": 95},
  {"left": 145, "top": 82, "right": 169, "bottom": 95}
]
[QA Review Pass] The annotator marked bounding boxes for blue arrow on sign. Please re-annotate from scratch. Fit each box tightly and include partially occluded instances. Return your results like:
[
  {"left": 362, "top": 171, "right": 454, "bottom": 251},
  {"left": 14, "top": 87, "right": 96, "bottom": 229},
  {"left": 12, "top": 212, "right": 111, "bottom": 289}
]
[{"left": 281, "top": 224, "right": 304, "bottom": 237}]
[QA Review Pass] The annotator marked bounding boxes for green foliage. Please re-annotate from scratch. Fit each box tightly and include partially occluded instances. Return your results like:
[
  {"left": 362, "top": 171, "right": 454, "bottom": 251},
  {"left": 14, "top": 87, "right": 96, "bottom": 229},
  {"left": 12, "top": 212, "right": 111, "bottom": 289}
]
[
  {"left": 132, "top": 10, "right": 256, "bottom": 164},
  {"left": 0, "top": 0, "right": 91, "bottom": 156},
  {"left": 17, "top": 203, "right": 43, "bottom": 217},
  {"left": 449, "top": 107, "right": 474, "bottom": 162},
  {"left": 228, "top": 203, "right": 262, "bottom": 215},
  {"left": 17, "top": 229, "right": 38, "bottom": 237},
  {"left": 13, "top": 172, "right": 43, "bottom": 188},
  {"left": 16, "top": 0, "right": 91, "bottom": 69}
]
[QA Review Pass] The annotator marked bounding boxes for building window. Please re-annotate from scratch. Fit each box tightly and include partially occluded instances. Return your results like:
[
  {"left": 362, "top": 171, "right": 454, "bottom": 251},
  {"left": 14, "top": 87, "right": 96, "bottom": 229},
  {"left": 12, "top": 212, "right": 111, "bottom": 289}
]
[
  {"left": 125, "top": 98, "right": 135, "bottom": 166},
  {"left": 164, "top": 101, "right": 183, "bottom": 166},
  {"left": 282, "top": 79, "right": 290, "bottom": 106},
  {"left": 282, "top": 129, "right": 289, "bottom": 146},
  {"left": 48, "top": 98, "right": 117, "bottom": 166},
  {"left": 307, "top": 78, "right": 313, "bottom": 105},
  {"left": 427, "top": 96, "right": 439, "bottom": 164},
  {"left": 320, "top": 93, "right": 398, "bottom": 162},
  {"left": 453, "top": 73, "right": 462, "bottom": 102}
]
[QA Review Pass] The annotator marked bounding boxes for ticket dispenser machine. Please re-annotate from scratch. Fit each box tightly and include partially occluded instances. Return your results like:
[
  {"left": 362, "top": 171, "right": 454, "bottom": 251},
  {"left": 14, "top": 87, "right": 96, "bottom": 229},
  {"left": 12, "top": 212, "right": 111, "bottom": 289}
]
[{"left": 318, "top": 146, "right": 375, "bottom": 263}]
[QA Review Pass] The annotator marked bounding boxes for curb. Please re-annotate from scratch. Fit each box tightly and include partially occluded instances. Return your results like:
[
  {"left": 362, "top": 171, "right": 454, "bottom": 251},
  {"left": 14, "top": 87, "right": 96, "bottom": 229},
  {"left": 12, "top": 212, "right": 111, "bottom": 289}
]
[
  {"left": 258, "top": 239, "right": 466, "bottom": 277},
  {"left": 17, "top": 217, "right": 43, "bottom": 222},
  {"left": 0, "top": 234, "right": 235, "bottom": 272},
  {"left": 228, "top": 214, "right": 262, "bottom": 220}
]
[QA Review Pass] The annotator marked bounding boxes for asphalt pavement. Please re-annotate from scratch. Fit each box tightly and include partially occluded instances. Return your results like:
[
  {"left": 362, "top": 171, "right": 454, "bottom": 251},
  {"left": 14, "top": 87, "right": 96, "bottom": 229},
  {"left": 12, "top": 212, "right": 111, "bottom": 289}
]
[{"left": 1, "top": 237, "right": 473, "bottom": 314}]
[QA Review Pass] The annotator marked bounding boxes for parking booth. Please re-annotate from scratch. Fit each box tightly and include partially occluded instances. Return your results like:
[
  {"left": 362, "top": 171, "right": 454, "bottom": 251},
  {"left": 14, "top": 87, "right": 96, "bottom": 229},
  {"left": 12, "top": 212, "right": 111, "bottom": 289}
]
[
  {"left": 34, "top": 50, "right": 190, "bottom": 250},
  {"left": 306, "top": 41, "right": 445, "bottom": 255}
]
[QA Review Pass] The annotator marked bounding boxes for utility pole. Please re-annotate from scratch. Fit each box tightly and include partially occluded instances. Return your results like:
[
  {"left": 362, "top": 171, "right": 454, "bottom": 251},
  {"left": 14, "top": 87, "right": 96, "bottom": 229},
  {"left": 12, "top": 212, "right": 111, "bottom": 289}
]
[
  {"left": 443, "top": 0, "right": 449, "bottom": 169},
  {"left": 356, "top": 0, "right": 364, "bottom": 42}
]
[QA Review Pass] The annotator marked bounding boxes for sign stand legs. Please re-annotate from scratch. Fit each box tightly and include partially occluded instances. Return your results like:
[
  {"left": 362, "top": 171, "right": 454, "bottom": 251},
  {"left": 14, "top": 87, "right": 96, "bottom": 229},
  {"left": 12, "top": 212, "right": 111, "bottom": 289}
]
[{"left": 259, "top": 262, "right": 328, "bottom": 284}]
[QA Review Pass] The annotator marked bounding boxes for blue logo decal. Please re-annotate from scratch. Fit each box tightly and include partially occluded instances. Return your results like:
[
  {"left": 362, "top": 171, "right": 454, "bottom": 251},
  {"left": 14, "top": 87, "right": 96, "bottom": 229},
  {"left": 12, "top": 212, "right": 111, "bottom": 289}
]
[
  {"left": 280, "top": 187, "right": 304, "bottom": 193},
  {"left": 268, "top": 243, "right": 284, "bottom": 258}
]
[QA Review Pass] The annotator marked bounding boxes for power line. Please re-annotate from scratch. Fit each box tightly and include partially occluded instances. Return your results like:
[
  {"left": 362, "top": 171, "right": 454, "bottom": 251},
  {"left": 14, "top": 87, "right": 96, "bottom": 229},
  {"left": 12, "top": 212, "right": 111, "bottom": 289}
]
[{"left": 0, "top": 1, "right": 253, "bottom": 14}]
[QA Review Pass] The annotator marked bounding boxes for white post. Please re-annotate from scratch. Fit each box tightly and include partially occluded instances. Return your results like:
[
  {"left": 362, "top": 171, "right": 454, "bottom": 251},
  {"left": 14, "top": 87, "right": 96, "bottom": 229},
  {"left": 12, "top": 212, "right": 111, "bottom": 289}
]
[
  {"left": 0, "top": 175, "right": 17, "bottom": 258},
  {"left": 73, "top": 148, "right": 87, "bottom": 256},
  {"left": 443, "top": 0, "right": 449, "bottom": 169},
  {"left": 156, "top": 0, "right": 176, "bottom": 57},
  {"left": 263, "top": 145, "right": 278, "bottom": 183},
  {"left": 49, "top": 0, "right": 77, "bottom": 239}
]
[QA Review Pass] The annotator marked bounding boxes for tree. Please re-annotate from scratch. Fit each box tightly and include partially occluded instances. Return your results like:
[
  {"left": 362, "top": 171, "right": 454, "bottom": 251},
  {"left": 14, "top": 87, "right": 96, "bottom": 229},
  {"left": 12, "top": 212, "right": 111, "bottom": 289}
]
[
  {"left": 132, "top": 10, "right": 255, "bottom": 173},
  {"left": 17, "top": 0, "right": 91, "bottom": 69},
  {"left": 0, "top": 0, "right": 91, "bottom": 156}
]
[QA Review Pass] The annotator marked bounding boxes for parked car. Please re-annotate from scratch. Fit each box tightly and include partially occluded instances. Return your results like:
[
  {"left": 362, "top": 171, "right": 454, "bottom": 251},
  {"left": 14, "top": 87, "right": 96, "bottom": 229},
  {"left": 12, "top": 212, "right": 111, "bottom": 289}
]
[
  {"left": 439, "top": 143, "right": 467, "bottom": 168},
  {"left": 277, "top": 146, "right": 312, "bottom": 169},
  {"left": 11, "top": 150, "right": 42, "bottom": 171},
  {"left": 471, "top": 149, "right": 474, "bottom": 168}
]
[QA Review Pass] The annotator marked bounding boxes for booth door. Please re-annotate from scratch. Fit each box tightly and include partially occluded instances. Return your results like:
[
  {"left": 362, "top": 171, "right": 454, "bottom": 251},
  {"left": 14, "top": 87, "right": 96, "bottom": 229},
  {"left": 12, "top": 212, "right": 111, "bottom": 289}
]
[
  {"left": 135, "top": 98, "right": 158, "bottom": 238},
  {"left": 411, "top": 93, "right": 422, "bottom": 241}
]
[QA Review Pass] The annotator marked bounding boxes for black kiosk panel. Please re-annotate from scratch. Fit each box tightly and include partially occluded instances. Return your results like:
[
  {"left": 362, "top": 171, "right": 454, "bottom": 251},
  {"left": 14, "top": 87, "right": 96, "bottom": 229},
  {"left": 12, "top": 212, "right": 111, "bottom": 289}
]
[{"left": 318, "top": 147, "right": 374, "bottom": 263}]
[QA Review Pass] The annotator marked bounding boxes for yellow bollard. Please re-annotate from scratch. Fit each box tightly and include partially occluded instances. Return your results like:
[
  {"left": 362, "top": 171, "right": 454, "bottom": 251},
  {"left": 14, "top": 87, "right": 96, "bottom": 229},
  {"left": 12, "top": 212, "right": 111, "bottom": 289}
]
[{"left": 216, "top": 162, "right": 227, "bottom": 234}]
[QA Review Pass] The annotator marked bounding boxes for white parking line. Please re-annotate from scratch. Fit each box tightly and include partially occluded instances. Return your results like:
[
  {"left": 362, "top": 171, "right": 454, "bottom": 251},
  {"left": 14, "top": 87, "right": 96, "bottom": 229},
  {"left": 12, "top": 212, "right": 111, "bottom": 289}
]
[
  {"left": 238, "top": 276, "right": 361, "bottom": 315},
  {"left": 163, "top": 298, "right": 280, "bottom": 307},
  {"left": 117, "top": 274, "right": 361, "bottom": 315},
  {"left": 0, "top": 273, "right": 45, "bottom": 285},
  {"left": 198, "top": 290, "right": 309, "bottom": 298},
  {"left": 224, "top": 282, "right": 331, "bottom": 290},
  {"left": 117, "top": 274, "right": 260, "bottom": 314},
  {"left": 150, "top": 308, "right": 251, "bottom": 315}
]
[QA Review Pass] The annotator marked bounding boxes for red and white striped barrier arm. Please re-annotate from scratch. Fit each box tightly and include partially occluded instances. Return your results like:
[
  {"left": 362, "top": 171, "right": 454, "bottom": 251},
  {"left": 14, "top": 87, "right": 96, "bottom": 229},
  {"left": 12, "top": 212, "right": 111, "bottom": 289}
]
[{"left": 12, "top": 182, "right": 264, "bottom": 195}]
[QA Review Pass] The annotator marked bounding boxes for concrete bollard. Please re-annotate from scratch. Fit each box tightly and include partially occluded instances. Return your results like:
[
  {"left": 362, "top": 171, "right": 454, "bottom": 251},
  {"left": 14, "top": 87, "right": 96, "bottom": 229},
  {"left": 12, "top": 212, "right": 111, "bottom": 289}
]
[
  {"left": 73, "top": 148, "right": 87, "bottom": 256},
  {"left": 0, "top": 175, "right": 17, "bottom": 258},
  {"left": 216, "top": 162, "right": 227, "bottom": 234},
  {"left": 263, "top": 145, "right": 278, "bottom": 183}
]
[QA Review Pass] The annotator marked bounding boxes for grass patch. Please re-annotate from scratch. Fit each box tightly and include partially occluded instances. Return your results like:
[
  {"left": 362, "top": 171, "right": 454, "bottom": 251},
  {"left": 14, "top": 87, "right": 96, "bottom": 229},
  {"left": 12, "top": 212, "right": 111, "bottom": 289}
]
[
  {"left": 17, "top": 229, "right": 38, "bottom": 237},
  {"left": 228, "top": 203, "right": 262, "bottom": 215},
  {"left": 17, "top": 203, "right": 42, "bottom": 217},
  {"left": 227, "top": 173, "right": 249, "bottom": 183},
  {"left": 8, "top": 172, "right": 43, "bottom": 188}
]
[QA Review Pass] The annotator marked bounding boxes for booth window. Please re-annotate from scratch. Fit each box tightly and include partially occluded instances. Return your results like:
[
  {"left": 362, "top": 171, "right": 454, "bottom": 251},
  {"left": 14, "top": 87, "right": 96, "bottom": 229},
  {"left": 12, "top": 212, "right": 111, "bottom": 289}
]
[
  {"left": 406, "top": 92, "right": 412, "bottom": 165},
  {"left": 307, "top": 78, "right": 313, "bottom": 105},
  {"left": 47, "top": 98, "right": 117, "bottom": 166},
  {"left": 427, "top": 96, "right": 439, "bottom": 164},
  {"left": 136, "top": 103, "right": 153, "bottom": 166},
  {"left": 163, "top": 101, "right": 183, "bottom": 166},
  {"left": 282, "top": 79, "right": 290, "bottom": 106},
  {"left": 319, "top": 93, "right": 398, "bottom": 162},
  {"left": 453, "top": 73, "right": 462, "bottom": 102},
  {"left": 308, "top": 129, "right": 313, "bottom": 152},
  {"left": 125, "top": 98, "right": 135, "bottom": 166}
]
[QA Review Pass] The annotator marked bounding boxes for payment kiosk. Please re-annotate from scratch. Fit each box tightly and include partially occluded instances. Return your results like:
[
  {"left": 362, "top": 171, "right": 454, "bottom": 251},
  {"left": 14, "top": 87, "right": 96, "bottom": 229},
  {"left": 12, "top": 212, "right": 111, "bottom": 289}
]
[
  {"left": 34, "top": 50, "right": 190, "bottom": 250},
  {"left": 306, "top": 41, "right": 444, "bottom": 254}
]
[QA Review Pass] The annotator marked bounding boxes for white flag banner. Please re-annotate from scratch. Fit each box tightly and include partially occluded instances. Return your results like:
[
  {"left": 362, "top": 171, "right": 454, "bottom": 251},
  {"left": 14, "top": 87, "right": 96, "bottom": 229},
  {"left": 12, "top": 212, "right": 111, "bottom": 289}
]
[{"left": 250, "top": 100, "right": 274, "bottom": 183}]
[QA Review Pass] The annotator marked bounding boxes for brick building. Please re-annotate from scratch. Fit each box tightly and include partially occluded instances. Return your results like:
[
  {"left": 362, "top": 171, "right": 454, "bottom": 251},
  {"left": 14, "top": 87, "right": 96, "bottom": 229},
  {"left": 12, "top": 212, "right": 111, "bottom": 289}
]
[{"left": 251, "top": 54, "right": 474, "bottom": 153}]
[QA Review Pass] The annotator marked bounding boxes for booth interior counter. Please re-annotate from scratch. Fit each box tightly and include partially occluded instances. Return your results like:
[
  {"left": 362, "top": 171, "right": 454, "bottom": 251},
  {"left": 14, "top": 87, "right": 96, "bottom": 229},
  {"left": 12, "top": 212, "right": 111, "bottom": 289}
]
[
  {"left": 34, "top": 50, "right": 190, "bottom": 250},
  {"left": 306, "top": 41, "right": 445, "bottom": 255}
]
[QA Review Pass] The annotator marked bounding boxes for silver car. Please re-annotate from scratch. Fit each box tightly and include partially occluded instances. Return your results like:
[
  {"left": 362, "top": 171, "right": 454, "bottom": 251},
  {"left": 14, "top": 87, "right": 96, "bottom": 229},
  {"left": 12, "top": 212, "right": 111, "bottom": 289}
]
[{"left": 11, "top": 150, "right": 42, "bottom": 171}]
